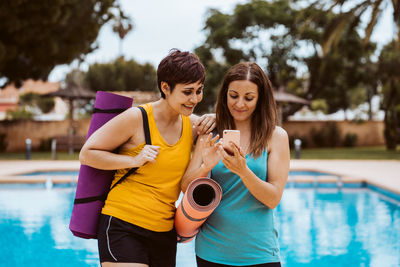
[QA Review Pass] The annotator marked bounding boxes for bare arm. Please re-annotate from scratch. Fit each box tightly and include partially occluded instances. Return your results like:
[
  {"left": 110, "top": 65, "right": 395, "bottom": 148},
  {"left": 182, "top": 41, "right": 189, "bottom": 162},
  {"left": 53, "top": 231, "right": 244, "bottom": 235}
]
[
  {"left": 181, "top": 133, "right": 221, "bottom": 192},
  {"left": 219, "top": 127, "right": 290, "bottom": 209},
  {"left": 79, "top": 107, "right": 159, "bottom": 170}
]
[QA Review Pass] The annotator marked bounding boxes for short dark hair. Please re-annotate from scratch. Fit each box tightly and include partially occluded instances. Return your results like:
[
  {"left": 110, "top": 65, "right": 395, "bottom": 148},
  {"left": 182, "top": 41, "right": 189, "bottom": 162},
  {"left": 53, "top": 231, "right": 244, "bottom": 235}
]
[
  {"left": 157, "top": 49, "right": 206, "bottom": 98},
  {"left": 216, "top": 62, "right": 277, "bottom": 158}
]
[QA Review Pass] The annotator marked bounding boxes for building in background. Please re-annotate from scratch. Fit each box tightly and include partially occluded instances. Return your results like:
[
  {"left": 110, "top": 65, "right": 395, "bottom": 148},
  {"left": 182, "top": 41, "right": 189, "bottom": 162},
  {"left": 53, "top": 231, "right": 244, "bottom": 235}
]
[{"left": 0, "top": 79, "right": 68, "bottom": 120}]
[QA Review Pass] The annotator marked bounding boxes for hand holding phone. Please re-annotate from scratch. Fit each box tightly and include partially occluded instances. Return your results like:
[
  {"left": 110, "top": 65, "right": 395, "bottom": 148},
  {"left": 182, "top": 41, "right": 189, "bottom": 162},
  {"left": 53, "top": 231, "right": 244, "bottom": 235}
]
[{"left": 222, "top": 130, "right": 240, "bottom": 155}]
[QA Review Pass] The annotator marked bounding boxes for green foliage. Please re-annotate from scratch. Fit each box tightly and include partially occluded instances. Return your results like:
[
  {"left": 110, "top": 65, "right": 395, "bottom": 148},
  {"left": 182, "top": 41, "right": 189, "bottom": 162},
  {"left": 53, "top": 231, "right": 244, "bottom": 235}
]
[
  {"left": 39, "top": 95, "right": 56, "bottom": 113},
  {"left": 343, "top": 133, "right": 358, "bottom": 147},
  {"left": 19, "top": 92, "right": 55, "bottom": 114},
  {"left": 84, "top": 57, "right": 157, "bottom": 92},
  {"left": 5, "top": 108, "right": 33, "bottom": 120},
  {"left": 311, "top": 99, "right": 328, "bottom": 113},
  {"left": 194, "top": 45, "right": 230, "bottom": 113},
  {"left": 0, "top": 133, "right": 7, "bottom": 152},
  {"left": 302, "top": 1, "right": 399, "bottom": 56},
  {"left": 305, "top": 30, "right": 377, "bottom": 114},
  {"left": 111, "top": 3, "right": 133, "bottom": 56},
  {"left": 65, "top": 69, "right": 87, "bottom": 88},
  {"left": 310, "top": 122, "right": 342, "bottom": 147},
  {"left": 195, "top": 0, "right": 378, "bottom": 117},
  {"left": 0, "top": 0, "right": 125, "bottom": 86},
  {"left": 0, "top": 151, "right": 80, "bottom": 160},
  {"left": 37, "top": 96, "right": 55, "bottom": 113},
  {"left": 195, "top": 0, "right": 306, "bottom": 114},
  {"left": 378, "top": 41, "right": 400, "bottom": 150}
]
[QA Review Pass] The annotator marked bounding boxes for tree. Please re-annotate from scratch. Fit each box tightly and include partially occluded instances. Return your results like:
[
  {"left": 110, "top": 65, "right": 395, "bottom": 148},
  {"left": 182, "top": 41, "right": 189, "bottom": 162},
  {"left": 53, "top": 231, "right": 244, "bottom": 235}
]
[
  {"left": 378, "top": 41, "right": 400, "bottom": 150},
  {"left": 300, "top": 0, "right": 400, "bottom": 55},
  {"left": 305, "top": 29, "right": 377, "bottom": 116},
  {"left": 195, "top": 0, "right": 377, "bottom": 117},
  {"left": 0, "top": 0, "right": 129, "bottom": 87},
  {"left": 194, "top": 0, "right": 303, "bottom": 113},
  {"left": 20, "top": 92, "right": 55, "bottom": 114},
  {"left": 194, "top": 46, "right": 230, "bottom": 113},
  {"left": 301, "top": 0, "right": 399, "bottom": 148},
  {"left": 5, "top": 92, "right": 55, "bottom": 120},
  {"left": 84, "top": 57, "right": 157, "bottom": 92},
  {"left": 111, "top": 5, "right": 134, "bottom": 56}
]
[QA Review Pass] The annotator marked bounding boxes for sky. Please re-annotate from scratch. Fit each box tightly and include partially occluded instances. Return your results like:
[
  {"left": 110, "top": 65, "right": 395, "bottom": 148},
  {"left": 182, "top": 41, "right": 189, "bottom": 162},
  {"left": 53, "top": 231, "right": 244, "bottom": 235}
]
[
  {"left": 48, "top": 0, "right": 395, "bottom": 83},
  {"left": 48, "top": 0, "right": 247, "bottom": 82}
]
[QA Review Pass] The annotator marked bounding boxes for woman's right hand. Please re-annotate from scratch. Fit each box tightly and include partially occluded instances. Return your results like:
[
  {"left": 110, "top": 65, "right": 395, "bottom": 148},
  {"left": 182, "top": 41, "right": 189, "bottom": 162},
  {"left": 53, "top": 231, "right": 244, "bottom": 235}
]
[
  {"left": 181, "top": 133, "right": 220, "bottom": 192},
  {"left": 200, "top": 133, "right": 221, "bottom": 172},
  {"left": 133, "top": 145, "right": 160, "bottom": 166}
]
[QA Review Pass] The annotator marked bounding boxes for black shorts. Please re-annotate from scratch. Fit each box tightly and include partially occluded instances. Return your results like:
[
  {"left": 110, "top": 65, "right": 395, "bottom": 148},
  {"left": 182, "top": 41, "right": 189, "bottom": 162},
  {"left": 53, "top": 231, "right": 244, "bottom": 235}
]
[
  {"left": 98, "top": 214, "right": 177, "bottom": 266},
  {"left": 196, "top": 256, "right": 281, "bottom": 267}
]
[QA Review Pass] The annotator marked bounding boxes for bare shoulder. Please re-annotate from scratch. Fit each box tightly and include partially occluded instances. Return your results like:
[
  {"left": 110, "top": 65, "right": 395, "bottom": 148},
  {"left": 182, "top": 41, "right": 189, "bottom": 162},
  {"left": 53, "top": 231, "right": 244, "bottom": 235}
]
[
  {"left": 82, "top": 106, "right": 145, "bottom": 151},
  {"left": 123, "top": 107, "right": 145, "bottom": 129},
  {"left": 124, "top": 106, "right": 142, "bottom": 118},
  {"left": 272, "top": 126, "right": 288, "bottom": 140},
  {"left": 268, "top": 126, "right": 289, "bottom": 151},
  {"left": 114, "top": 106, "right": 146, "bottom": 147},
  {"left": 106, "top": 106, "right": 144, "bottom": 136}
]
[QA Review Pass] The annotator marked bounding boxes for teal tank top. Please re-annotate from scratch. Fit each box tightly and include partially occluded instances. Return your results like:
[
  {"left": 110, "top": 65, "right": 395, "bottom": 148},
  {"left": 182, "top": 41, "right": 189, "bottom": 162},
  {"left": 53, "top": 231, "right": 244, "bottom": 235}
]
[{"left": 195, "top": 150, "right": 280, "bottom": 265}]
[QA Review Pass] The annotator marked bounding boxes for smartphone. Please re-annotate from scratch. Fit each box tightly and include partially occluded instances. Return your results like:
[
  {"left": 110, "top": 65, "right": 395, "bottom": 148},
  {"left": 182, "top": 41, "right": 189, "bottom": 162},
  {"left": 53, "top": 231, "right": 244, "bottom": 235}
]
[{"left": 223, "top": 130, "right": 240, "bottom": 154}]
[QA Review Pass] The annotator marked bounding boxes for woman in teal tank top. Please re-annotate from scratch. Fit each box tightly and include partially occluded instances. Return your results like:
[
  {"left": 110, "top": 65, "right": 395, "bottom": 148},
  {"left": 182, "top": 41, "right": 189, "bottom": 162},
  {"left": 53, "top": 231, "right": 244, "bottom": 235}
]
[{"left": 182, "top": 62, "right": 290, "bottom": 267}]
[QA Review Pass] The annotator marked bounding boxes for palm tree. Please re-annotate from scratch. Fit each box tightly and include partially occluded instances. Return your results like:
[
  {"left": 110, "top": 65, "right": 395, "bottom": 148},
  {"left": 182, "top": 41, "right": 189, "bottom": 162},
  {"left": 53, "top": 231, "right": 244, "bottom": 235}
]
[
  {"left": 378, "top": 41, "right": 400, "bottom": 149},
  {"left": 112, "top": 7, "right": 133, "bottom": 57},
  {"left": 302, "top": 0, "right": 400, "bottom": 149},
  {"left": 302, "top": 0, "right": 400, "bottom": 55}
]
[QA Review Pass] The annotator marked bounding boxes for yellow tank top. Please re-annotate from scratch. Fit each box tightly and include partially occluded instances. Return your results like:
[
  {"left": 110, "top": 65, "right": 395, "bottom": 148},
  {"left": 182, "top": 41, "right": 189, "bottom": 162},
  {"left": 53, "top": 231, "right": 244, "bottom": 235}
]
[{"left": 102, "top": 103, "right": 193, "bottom": 232}]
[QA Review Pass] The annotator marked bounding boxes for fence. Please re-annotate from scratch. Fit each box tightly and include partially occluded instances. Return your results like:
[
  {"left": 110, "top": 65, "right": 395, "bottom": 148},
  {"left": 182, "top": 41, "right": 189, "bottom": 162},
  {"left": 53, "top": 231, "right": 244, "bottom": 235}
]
[
  {"left": 0, "top": 119, "right": 90, "bottom": 152},
  {"left": 0, "top": 119, "right": 385, "bottom": 152},
  {"left": 282, "top": 120, "right": 384, "bottom": 148}
]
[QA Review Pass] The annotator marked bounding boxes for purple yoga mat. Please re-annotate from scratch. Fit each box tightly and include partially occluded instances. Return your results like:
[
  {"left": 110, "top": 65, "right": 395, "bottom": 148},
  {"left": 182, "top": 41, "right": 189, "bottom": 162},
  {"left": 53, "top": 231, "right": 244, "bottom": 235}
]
[{"left": 69, "top": 91, "right": 133, "bottom": 239}]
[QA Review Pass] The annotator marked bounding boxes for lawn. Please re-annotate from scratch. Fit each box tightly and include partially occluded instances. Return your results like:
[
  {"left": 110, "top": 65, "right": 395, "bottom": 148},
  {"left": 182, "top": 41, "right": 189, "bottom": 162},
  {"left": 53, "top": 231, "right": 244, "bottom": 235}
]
[
  {"left": 0, "top": 151, "right": 80, "bottom": 160},
  {"left": 0, "top": 146, "right": 399, "bottom": 160},
  {"left": 291, "top": 146, "right": 400, "bottom": 160}
]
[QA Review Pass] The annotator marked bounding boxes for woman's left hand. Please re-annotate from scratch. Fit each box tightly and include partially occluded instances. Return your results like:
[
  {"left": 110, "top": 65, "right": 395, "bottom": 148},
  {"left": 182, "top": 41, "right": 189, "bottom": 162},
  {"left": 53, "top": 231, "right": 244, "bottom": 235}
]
[
  {"left": 219, "top": 142, "right": 248, "bottom": 177},
  {"left": 194, "top": 114, "right": 216, "bottom": 135}
]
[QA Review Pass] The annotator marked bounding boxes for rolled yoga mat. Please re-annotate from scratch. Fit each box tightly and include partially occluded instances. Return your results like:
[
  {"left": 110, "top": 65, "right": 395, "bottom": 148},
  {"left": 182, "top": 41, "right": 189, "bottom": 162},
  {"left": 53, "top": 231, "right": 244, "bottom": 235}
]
[
  {"left": 175, "top": 177, "right": 222, "bottom": 243},
  {"left": 69, "top": 91, "right": 133, "bottom": 239}
]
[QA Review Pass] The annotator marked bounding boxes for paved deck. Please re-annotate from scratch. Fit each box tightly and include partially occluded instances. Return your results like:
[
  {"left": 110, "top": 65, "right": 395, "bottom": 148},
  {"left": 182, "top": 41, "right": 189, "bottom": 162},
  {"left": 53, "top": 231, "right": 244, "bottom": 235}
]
[
  {"left": 290, "top": 159, "right": 400, "bottom": 195},
  {"left": 0, "top": 159, "right": 399, "bottom": 195}
]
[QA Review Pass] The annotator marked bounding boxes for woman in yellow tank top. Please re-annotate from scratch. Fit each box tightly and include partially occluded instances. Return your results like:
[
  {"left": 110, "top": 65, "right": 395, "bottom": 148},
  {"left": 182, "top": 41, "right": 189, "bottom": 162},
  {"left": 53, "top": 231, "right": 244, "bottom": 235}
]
[{"left": 79, "top": 49, "right": 215, "bottom": 267}]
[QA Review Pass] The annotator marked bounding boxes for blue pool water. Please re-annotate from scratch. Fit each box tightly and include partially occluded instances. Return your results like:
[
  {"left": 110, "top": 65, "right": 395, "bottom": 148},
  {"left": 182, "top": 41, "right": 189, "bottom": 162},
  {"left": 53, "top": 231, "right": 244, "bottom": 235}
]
[
  {"left": 0, "top": 186, "right": 399, "bottom": 266},
  {"left": 21, "top": 170, "right": 329, "bottom": 176}
]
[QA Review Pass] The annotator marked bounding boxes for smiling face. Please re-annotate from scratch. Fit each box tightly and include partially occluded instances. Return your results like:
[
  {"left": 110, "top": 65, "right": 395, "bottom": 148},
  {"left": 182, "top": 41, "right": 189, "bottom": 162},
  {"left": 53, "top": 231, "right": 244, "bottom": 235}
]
[
  {"left": 215, "top": 62, "right": 277, "bottom": 158},
  {"left": 227, "top": 80, "right": 259, "bottom": 122},
  {"left": 162, "top": 80, "right": 204, "bottom": 116}
]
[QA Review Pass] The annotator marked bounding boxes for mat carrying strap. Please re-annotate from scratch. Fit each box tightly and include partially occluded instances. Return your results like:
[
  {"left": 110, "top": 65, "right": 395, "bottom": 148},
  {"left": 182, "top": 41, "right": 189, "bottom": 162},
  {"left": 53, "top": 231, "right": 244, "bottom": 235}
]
[{"left": 74, "top": 106, "right": 151, "bottom": 204}]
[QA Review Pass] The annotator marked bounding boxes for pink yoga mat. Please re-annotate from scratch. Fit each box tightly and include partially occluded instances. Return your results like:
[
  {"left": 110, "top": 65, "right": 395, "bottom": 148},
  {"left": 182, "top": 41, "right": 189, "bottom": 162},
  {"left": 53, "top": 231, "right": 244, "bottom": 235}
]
[
  {"left": 69, "top": 91, "right": 133, "bottom": 239},
  {"left": 175, "top": 177, "right": 222, "bottom": 243}
]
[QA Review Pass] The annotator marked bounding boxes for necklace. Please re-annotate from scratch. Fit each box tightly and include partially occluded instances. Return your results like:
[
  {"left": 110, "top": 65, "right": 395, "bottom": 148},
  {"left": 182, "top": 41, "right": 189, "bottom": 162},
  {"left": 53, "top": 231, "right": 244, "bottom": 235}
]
[{"left": 241, "top": 141, "right": 251, "bottom": 155}]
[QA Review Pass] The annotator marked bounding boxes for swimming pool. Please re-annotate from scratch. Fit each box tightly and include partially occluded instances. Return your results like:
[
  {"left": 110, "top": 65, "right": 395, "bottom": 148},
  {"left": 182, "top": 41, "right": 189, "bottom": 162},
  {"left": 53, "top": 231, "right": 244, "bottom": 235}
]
[
  {"left": 277, "top": 188, "right": 400, "bottom": 267},
  {"left": 0, "top": 185, "right": 399, "bottom": 266},
  {"left": 20, "top": 170, "right": 330, "bottom": 176}
]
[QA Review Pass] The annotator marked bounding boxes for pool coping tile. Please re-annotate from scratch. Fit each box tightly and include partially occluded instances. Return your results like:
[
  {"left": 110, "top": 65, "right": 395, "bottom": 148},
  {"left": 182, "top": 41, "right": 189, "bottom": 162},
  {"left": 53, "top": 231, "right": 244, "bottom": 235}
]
[{"left": 0, "top": 159, "right": 399, "bottom": 196}]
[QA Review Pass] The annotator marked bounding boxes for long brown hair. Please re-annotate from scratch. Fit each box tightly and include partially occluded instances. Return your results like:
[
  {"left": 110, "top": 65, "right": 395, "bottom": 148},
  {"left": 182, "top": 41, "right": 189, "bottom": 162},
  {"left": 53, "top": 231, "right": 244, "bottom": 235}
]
[{"left": 215, "top": 62, "right": 277, "bottom": 158}]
